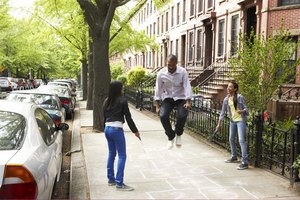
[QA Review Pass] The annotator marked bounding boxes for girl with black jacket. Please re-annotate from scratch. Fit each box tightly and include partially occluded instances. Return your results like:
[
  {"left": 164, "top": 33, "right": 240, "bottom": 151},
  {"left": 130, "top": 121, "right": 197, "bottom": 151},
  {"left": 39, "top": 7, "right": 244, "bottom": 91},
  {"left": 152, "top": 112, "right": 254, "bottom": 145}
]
[{"left": 103, "top": 81, "right": 140, "bottom": 191}]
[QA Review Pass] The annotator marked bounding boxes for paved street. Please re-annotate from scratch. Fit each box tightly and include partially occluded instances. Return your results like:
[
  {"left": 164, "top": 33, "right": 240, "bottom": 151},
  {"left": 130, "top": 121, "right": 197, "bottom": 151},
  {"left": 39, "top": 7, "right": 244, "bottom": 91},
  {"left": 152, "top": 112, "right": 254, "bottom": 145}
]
[{"left": 70, "top": 100, "right": 300, "bottom": 199}]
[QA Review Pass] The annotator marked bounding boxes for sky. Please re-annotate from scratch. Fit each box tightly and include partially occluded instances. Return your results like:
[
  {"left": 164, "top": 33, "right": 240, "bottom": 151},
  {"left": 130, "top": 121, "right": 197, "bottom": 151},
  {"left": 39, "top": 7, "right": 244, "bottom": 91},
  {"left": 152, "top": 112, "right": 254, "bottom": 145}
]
[{"left": 9, "top": 0, "right": 36, "bottom": 19}]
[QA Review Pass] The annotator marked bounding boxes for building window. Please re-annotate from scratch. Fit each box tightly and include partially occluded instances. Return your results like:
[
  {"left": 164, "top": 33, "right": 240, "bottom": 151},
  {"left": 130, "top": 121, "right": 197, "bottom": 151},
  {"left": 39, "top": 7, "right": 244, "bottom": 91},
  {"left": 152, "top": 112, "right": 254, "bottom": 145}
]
[
  {"left": 218, "top": 19, "right": 225, "bottom": 57},
  {"left": 280, "top": 0, "right": 300, "bottom": 6},
  {"left": 157, "top": 17, "right": 160, "bottom": 35},
  {"left": 150, "top": 0, "right": 153, "bottom": 14},
  {"left": 171, "top": 7, "right": 174, "bottom": 27},
  {"left": 198, "top": 0, "right": 203, "bottom": 13},
  {"left": 207, "top": 0, "right": 213, "bottom": 9},
  {"left": 153, "top": 22, "right": 156, "bottom": 35},
  {"left": 177, "top": 3, "right": 180, "bottom": 25},
  {"left": 160, "top": 46, "right": 163, "bottom": 66},
  {"left": 190, "top": 0, "right": 195, "bottom": 17},
  {"left": 176, "top": 39, "right": 179, "bottom": 57},
  {"left": 170, "top": 40, "right": 173, "bottom": 54},
  {"left": 147, "top": 3, "right": 149, "bottom": 16},
  {"left": 166, "top": 12, "right": 169, "bottom": 32},
  {"left": 150, "top": 24, "right": 152, "bottom": 37},
  {"left": 161, "top": 14, "right": 164, "bottom": 33},
  {"left": 188, "top": 31, "right": 194, "bottom": 62},
  {"left": 231, "top": 15, "right": 239, "bottom": 56},
  {"left": 196, "top": 29, "right": 202, "bottom": 61},
  {"left": 183, "top": 0, "right": 186, "bottom": 22}
]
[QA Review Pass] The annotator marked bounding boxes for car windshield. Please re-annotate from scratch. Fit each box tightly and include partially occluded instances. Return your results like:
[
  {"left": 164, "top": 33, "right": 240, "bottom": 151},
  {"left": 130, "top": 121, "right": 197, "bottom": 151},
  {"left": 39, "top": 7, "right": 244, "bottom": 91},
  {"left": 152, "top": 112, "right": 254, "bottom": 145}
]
[
  {"left": 0, "top": 111, "right": 26, "bottom": 150},
  {"left": 40, "top": 87, "right": 71, "bottom": 98},
  {"left": 6, "top": 93, "right": 59, "bottom": 110}
]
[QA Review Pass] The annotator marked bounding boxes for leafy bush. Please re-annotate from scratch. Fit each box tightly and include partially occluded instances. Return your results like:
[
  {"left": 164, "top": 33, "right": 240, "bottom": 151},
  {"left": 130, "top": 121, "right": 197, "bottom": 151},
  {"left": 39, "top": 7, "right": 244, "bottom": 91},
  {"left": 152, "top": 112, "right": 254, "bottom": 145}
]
[
  {"left": 110, "top": 62, "right": 125, "bottom": 80},
  {"left": 127, "top": 66, "right": 146, "bottom": 87},
  {"left": 293, "top": 155, "right": 300, "bottom": 169},
  {"left": 116, "top": 74, "right": 127, "bottom": 85}
]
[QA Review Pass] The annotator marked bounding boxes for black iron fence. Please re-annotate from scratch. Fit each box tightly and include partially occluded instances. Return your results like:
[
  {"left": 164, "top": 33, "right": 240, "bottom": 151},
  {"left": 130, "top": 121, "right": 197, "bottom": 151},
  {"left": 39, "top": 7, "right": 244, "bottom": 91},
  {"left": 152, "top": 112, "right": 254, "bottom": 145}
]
[{"left": 124, "top": 85, "right": 300, "bottom": 183}]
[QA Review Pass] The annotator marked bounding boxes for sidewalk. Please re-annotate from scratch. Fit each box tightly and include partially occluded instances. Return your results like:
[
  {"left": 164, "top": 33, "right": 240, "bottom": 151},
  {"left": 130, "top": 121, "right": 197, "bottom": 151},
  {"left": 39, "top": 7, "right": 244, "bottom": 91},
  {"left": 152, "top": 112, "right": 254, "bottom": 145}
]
[{"left": 70, "top": 100, "right": 300, "bottom": 199}]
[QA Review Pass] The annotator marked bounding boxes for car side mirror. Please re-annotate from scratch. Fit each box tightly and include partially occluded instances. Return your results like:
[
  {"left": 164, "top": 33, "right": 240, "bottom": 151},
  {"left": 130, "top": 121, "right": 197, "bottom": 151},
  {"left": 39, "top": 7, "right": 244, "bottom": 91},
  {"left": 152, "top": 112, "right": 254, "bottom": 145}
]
[{"left": 58, "top": 123, "right": 69, "bottom": 131}]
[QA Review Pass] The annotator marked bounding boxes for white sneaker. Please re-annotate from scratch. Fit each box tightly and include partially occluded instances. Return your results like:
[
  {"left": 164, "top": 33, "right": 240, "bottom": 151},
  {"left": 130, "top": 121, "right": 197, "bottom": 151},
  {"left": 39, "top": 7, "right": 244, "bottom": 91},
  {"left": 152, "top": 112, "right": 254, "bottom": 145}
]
[
  {"left": 176, "top": 136, "right": 182, "bottom": 146},
  {"left": 167, "top": 139, "right": 174, "bottom": 149}
]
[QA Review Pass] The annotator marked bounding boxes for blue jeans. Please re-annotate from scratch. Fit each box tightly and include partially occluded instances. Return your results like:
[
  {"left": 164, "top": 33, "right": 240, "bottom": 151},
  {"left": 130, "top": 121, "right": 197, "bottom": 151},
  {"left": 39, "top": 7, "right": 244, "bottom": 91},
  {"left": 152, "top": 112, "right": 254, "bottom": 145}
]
[
  {"left": 104, "top": 126, "right": 126, "bottom": 186},
  {"left": 160, "top": 98, "right": 188, "bottom": 140},
  {"left": 229, "top": 121, "right": 248, "bottom": 164}
]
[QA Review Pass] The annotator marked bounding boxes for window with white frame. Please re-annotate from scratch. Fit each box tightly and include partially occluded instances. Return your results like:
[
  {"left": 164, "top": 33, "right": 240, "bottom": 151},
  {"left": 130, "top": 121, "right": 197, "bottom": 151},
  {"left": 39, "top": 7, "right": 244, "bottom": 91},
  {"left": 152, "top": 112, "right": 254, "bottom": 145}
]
[
  {"left": 176, "top": 39, "right": 179, "bottom": 57},
  {"left": 171, "top": 7, "right": 174, "bottom": 27},
  {"left": 153, "top": 22, "right": 156, "bottom": 35},
  {"left": 177, "top": 2, "right": 180, "bottom": 25},
  {"left": 207, "top": 0, "right": 213, "bottom": 9},
  {"left": 157, "top": 17, "right": 160, "bottom": 35},
  {"left": 183, "top": 0, "right": 187, "bottom": 22},
  {"left": 188, "top": 31, "right": 194, "bottom": 62},
  {"left": 150, "top": 24, "right": 152, "bottom": 37},
  {"left": 170, "top": 40, "right": 173, "bottom": 54},
  {"left": 161, "top": 14, "right": 164, "bottom": 33},
  {"left": 166, "top": 12, "right": 169, "bottom": 32},
  {"left": 198, "top": 0, "right": 203, "bottom": 13},
  {"left": 231, "top": 15, "right": 239, "bottom": 56},
  {"left": 280, "top": 0, "right": 300, "bottom": 6},
  {"left": 190, "top": 0, "right": 195, "bottom": 17},
  {"left": 218, "top": 19, "right": 225, "bottom": 57},
  {"left": 196, "top": 29, "right": 202, "bottom": 61}
]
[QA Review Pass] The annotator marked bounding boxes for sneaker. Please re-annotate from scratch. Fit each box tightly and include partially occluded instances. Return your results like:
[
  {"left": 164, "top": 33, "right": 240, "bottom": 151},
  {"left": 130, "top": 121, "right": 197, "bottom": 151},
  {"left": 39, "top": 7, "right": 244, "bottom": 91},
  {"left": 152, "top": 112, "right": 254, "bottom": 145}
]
[
  {"left": 167, "top": 139, "right": 174, "bottom": 149},
  {"left": 116, "top": 184, "right": 134, "bottom": 191},
  {"left": 225, "top": 158, "right": 238, "bottom": 163},
  {"left": 108, "top": 180, "right": 116, "bottom": 186},
  {"left": 237, "top": 163, "right": 249, "bottom": 170},
  {"left": 176, "top": 135, "right": 182, "bottom": 146}
]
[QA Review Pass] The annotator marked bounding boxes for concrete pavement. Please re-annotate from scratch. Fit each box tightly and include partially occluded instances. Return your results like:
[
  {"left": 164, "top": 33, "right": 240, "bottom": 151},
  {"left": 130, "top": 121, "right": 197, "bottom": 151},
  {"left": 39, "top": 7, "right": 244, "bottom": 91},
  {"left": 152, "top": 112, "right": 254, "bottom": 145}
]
[{"left": 70, "top": 100, "right": 300, "bottom": 199}]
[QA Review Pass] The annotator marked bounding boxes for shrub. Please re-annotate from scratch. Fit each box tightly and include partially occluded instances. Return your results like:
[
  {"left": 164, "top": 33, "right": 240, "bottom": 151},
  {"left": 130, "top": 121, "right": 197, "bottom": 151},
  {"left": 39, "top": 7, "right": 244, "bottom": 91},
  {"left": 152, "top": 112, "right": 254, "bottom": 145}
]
[
  {"left": 127, "top": 66, "right": 146, "bottom": 87},
  {"left": 110, "top": 62, "right": 125, "bottom": 80}
]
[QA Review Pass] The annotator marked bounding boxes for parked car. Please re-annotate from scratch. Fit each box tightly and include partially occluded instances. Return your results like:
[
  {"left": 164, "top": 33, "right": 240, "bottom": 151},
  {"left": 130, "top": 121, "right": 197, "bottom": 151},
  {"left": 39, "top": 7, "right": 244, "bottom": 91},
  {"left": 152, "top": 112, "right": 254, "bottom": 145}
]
[
  {"left": 0, "top": 100, "right": 69, "bottom": 199},
  {"left": 15, "top": 78, "right": 27, "bottom": 90},
  {"left": 47, "top": 81, "right": 73, "bottom": 92},
  {"left": 6, "top": 90, "right": 66, "bottom": 126},
  {"left": 54, "top": 79, "right": 77, "bottom": 92},
  {"left": 0, "top": 77, "right": 18, "bottom": 91},
  {"left": 37, "top": 85, "right": 75, "bottom": 119},
  {"left": 35, "top": 79, "right": 45, "bottom": 88}
]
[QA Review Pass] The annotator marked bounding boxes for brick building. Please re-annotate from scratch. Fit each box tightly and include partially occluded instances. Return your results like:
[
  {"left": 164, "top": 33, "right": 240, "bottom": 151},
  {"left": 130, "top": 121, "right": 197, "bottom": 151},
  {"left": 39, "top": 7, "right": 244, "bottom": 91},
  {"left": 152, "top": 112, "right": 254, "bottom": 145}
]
[{"left": 123, "top": 0, "right": 300, "bottom": 100}]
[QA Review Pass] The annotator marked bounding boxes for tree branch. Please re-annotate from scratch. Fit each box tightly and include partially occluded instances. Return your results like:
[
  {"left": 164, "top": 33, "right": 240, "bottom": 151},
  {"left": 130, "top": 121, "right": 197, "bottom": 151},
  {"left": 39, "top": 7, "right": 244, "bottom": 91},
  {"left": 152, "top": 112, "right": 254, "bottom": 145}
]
[
  {"left": 110, "top": 0, "right": 147, "bottom": 42},
  {"left": 102, "top": 0, "right": 117, "bottom": 35},
  {"left": 76, "top": 0, "right": 98, "bottom": 33},
  {"left": 116, "top": 0, "right": 131, "bottom": 7}
]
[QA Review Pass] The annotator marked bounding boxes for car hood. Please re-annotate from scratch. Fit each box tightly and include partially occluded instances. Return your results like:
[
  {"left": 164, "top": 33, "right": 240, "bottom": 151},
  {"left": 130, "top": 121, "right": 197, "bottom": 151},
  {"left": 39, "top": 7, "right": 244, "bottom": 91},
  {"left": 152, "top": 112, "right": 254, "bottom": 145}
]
[{"left": 0, "top": 150, "right": 18, "bottom": 187}]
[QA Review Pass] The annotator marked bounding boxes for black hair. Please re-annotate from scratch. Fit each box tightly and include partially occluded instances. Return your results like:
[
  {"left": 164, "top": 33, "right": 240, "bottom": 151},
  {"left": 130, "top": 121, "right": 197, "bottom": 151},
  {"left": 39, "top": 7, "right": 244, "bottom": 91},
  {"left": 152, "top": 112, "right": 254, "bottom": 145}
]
[
  {"left": 104, "top": 80, "right": 123, "bottom": 109},
  {"left": 230, "top": 80, "right": 239, "bottom": 110},
  {"left": 167, "top": 54, "right": 177, "bottom": 63}
]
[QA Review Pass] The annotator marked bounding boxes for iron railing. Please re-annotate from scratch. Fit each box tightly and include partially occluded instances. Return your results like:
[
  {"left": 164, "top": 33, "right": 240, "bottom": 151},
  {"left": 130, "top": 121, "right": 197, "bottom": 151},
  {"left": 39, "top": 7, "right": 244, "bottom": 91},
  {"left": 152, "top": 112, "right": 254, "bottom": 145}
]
[{"left": 124, "top": 85, "right": 300, "bottom": 183}]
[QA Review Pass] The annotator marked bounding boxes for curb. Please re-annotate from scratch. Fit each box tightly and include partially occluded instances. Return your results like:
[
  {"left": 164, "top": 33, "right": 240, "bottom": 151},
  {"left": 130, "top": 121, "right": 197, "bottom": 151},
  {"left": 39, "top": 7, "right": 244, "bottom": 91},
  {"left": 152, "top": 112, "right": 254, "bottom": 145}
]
[{"left": 69, "top": 101, "right": 88, "bottom": 199}]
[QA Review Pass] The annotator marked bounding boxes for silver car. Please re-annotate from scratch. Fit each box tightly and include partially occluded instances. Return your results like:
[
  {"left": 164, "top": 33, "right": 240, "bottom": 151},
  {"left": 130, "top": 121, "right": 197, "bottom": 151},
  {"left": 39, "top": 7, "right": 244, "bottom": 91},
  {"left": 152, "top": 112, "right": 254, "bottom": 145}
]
[{"left": 0, "top": 100, "right": 69, "bottom": 199}]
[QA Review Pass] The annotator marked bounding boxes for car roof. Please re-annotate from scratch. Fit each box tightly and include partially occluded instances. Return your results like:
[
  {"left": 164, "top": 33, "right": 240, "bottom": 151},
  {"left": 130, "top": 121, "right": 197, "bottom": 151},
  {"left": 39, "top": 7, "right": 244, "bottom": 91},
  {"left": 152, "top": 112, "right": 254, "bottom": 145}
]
[
  {"left": 0, "top": 100, "right": 35, "bottom": 116},
  {"left": 10, "top": 89, "right": 57, "bottom": 96}
]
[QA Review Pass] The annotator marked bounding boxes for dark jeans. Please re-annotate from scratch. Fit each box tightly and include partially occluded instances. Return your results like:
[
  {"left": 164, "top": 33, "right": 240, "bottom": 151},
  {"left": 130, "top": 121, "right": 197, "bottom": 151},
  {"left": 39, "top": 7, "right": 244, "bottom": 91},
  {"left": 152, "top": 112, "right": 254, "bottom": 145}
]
[{"left": 160, "top": 98, "right": 188, "bottom": 140}]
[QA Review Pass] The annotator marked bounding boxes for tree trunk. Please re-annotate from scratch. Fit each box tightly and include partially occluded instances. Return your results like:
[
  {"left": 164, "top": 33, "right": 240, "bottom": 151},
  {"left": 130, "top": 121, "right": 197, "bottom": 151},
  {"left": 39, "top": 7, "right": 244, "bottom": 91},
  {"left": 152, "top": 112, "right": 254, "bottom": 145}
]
[
  {"left": 86, "top": 39, "right": 94, "bottom": 110},
  {"left": 92, "top": 35, "right": 111, "bottom": 131},
  {"left": 81, "top": 58, "right": 88, "bottom": 100}
]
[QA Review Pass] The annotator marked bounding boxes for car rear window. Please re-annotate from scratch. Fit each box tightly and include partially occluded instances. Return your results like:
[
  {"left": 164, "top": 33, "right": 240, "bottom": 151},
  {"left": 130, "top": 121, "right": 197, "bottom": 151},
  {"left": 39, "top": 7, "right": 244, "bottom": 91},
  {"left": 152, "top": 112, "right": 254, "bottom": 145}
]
[{"left": 0, "top": 111, "right": 26, "bottom": 150}]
